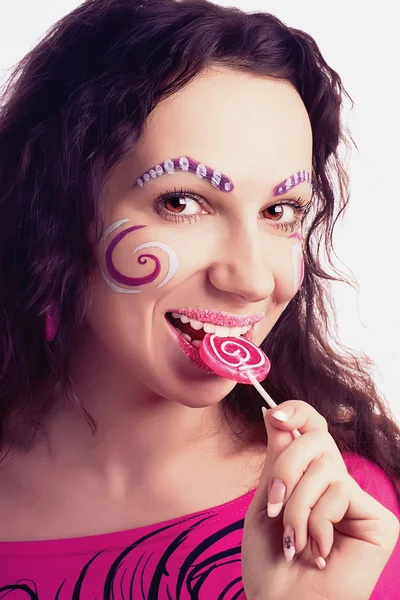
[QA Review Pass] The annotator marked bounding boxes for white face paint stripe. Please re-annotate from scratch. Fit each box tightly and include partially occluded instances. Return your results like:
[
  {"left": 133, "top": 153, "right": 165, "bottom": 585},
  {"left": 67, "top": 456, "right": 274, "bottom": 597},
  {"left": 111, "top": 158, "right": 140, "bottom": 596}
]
[
  {"left": 102, "top": 218, "right": 130, "bottom": 240},
  {"left": 133, "top": 241, "right": 179, "bottom": 288},
  {"left": 291, "top": 244, "right": 303, "bottom": 294}
]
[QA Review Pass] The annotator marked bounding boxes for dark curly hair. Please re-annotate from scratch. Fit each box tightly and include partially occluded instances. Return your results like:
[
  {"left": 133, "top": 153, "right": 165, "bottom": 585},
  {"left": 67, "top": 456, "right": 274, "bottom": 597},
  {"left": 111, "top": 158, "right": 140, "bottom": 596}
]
[{"left": 0, "top": 0, "right": 399, "bottom": 501}]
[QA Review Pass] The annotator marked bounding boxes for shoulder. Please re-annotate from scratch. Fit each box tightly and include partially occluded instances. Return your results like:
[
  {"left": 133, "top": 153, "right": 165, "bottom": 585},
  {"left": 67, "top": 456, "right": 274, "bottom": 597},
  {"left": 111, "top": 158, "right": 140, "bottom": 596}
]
[{"left": 341, "top": 451, "right": 400, "bottom": 517}]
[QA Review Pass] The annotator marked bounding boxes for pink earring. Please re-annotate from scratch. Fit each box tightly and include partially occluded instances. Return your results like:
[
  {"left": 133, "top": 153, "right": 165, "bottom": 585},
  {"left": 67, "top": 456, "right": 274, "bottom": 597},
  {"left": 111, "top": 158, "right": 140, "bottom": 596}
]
[{"left": 45, "top": 304, "right": 60, "bottom": 341}]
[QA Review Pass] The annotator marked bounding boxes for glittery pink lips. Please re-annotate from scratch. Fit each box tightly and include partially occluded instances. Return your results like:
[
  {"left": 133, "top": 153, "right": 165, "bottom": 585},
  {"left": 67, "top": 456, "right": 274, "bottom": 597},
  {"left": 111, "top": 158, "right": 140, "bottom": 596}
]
[
  {"left": 169, "top": 309, "right": 265, "bottom": 328},
  {"left": 167, "top": 321, "right": 213, "bottom": 372}
]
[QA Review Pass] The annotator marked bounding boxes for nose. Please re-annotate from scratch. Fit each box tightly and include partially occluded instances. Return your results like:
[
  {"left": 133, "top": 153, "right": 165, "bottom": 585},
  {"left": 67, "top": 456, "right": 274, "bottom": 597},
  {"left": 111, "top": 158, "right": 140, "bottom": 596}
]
[{"left": 207, "top": 225, "right": 274, "bottom": 303}]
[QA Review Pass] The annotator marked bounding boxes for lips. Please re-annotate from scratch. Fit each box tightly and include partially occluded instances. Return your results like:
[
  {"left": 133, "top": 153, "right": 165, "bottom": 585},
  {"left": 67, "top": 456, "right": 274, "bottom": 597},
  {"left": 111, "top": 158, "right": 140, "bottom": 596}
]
[
  {"left": 170, "top": 308, "right": 265, "bottom": 328},
  {"left": 165, "top": 308, "right": 264, "bottom": 371},
  {"left": 166, "top": 312, "right": 254, "bottom": 343}
]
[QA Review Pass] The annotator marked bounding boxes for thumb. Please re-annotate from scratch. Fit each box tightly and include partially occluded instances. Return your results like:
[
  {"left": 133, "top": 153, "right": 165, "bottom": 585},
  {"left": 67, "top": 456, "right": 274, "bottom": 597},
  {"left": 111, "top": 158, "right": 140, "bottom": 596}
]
[
  {"left": 250, "top": 406, "right": 296, "bottom": 513},
  {"left": 263, "top": 405, "right": 296, "bottom": 458}
]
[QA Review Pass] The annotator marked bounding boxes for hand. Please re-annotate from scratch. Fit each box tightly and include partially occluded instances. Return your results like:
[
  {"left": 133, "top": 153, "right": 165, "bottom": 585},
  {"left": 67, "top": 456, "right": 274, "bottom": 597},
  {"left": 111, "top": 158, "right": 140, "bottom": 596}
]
[{"left": 241, "top": 400, "right": 399, "bottom": 600}]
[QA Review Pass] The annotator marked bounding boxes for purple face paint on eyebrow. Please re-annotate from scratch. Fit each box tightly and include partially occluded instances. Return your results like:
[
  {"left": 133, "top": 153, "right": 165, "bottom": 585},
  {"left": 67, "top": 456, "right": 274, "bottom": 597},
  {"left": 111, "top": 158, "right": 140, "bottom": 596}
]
[
  {"left": 273, "top": 170, "right": 312, "bottom": 197},
  {"left": 134, "top": 156, "right": 235, "bottom": 193}
]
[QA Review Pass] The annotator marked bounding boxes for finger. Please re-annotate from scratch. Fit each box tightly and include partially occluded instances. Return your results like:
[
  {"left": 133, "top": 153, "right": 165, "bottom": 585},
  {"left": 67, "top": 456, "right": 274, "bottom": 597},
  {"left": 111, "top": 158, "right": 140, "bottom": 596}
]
[
  {"left": 307, "top": 479, "right": 351, "bottom": 558},
  {"left": 251, "top": 403, "right": 342, "bottom": 516},
  {"left": 269, "top": 399, "right": 329, "bottom": 435},
  {"left": 267, "top": 429, "right": 347, "bottom": 510},
  {"left": 334, "top": 478, "right": 400, "bottom": 548},
  {"left": 250, "top": 408, "right": 299, "bottom": 513},
  {"left": 282, "top": 454, "right": 344, "bottom": 553}
]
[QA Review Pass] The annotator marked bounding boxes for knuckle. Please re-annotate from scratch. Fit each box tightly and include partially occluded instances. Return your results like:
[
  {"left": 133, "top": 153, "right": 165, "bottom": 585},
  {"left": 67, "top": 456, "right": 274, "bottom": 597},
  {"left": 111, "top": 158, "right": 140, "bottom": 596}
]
[
  {"left": 292, "top": 399, "right": 308, "bottom": 410},
  {"left": 298, "top": 400, "right": 328, "bottom": 429},
  {"left": 330, "top": 479, "right": 350, "bottom": 495},
  {"left": 319, "top": 414, "right": 329, "bottom": 430},
  {"left": 309, "top": 455, "right": 327, "bottom": 472},
  {"left": 308, "top": 512, "right": 331, "bottom": 537},
  {"left": 383, "top": 511, "right": 400, "bottom": 540},
  {"left": 270, "top": 463, "right": 293, "bottom": 489},
  {"left": 307, "top": 429, "right": 329, "bottom": 448}
]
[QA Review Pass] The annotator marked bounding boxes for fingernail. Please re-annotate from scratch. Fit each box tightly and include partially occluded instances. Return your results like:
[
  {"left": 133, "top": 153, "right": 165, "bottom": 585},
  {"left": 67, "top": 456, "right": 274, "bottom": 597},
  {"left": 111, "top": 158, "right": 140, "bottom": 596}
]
[
  {"left": 315, "top": 556, "right": 327, "bottom": 570},
  {"left": 310, "top": 536, "right": 327, "bottom": 569},
  {"left": 267, "top": 478, "right": 286, "bottom": 517},
  {"left": 283, "top": 524, "right": 296, "bottom": 563},
  {"left": 261, "top": 406, "right": 268, "bottom": 419},
  {"left": 272, "top": 405, "right": 296, "bottom": 422}
]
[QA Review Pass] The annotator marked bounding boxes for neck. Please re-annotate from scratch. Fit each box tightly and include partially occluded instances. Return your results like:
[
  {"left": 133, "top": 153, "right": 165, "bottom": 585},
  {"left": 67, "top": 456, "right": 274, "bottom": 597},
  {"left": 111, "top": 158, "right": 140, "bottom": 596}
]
[{"left": 26, "top": 327, "right": 245, "bottom": 497}]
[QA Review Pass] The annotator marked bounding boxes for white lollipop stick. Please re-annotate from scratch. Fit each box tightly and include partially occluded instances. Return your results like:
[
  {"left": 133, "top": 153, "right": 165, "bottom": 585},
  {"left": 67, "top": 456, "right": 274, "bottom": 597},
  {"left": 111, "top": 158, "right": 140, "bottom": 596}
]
[{"left": 247, "top": 371, "right": 301, "bottom": 439}]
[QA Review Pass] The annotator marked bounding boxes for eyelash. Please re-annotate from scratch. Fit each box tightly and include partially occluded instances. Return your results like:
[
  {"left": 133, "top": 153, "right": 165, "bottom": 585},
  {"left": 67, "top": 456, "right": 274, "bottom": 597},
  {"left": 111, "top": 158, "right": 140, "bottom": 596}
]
[{"left": 152, "top": 187, "right": 310, "bottom": 232}]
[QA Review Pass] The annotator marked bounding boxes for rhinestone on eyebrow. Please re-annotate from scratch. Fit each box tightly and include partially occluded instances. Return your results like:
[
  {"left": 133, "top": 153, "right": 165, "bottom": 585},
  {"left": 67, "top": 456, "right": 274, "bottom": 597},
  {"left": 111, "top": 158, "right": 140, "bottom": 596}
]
[
  {"left": 134, "top": 156, "right": 234, "bottom": 193},
  {"left": 273, "top": 170, "right": 313, "bottom": 196}
]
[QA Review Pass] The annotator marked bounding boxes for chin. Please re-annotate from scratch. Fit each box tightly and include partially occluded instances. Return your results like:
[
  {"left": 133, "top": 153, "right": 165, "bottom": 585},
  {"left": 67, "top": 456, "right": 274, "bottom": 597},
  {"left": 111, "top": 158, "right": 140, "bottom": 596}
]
[{"left": 160, "top": 371, "right": 238, "bottom": 409}]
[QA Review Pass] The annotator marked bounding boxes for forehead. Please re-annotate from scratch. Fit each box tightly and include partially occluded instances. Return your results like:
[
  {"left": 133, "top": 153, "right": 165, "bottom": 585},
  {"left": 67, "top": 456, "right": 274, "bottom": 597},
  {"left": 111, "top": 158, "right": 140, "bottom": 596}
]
[{"left": 134, "top": 68, "right": 312, "bottom": 187}]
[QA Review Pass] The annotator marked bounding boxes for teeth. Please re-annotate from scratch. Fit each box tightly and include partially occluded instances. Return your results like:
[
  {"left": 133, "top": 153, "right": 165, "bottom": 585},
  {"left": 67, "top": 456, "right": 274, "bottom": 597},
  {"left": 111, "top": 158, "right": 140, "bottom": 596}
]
[
  {"left": 192, "top": 339, "right": 201, "bottom": 348},
  {"left": 215, "top": 325, "right": 231, "bottom": 337},
  {"left": 203, "top": 322, "right": 217, "bottom": 334},
  {"left": 230, "top": 326, "right": 242, "bottom": 338},
  {"left": 181, "top": 332, "right": 192, "bottom": 342},
  {"left": 170, "top": 313, "right": 253, "bottom": 337},
  {"left": 189, "top": 319, "right": 204, "bottom": 330}
]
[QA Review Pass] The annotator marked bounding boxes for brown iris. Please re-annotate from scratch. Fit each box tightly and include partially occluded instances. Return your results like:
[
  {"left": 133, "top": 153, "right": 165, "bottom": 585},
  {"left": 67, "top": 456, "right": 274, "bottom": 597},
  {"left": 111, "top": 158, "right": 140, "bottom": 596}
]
[
  {"left": 264, "top": 205, "right": 284, "bottom": 221},
  {"left": 164, "top": 196, "right": 187, "bottom": 213}
]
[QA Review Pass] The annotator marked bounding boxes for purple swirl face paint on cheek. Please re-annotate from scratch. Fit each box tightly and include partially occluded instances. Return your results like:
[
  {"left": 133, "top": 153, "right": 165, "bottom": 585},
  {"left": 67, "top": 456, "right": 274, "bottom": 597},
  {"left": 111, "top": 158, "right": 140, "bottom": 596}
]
[
  {"left": 105, "top": 226, "right": 161, "bottom": 286},
  {"left": 101, "top": 219, "right": 179, "bottom": 294},
  {"left": 273, "top": 170, "right": 312, "bottom": 197},
  {"left": 134, "top": 156, "right": 234, "bottom": 193}
]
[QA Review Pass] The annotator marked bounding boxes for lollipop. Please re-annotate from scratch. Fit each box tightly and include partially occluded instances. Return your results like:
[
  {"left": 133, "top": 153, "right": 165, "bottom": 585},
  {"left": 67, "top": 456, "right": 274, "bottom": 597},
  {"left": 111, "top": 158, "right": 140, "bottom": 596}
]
[
  {"left": 200, "top": 334, "right": 270, "bottom": 384},
  {"left": 200, "top": 334, "right": 301, "bottom": 438}
]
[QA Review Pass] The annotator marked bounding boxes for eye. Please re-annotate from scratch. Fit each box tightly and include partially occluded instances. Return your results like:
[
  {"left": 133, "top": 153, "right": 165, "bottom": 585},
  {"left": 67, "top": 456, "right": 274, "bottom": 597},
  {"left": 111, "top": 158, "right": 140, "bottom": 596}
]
[
  {"left": 262, "top": 203, "right": 297, "bottom": 222},
  {"left": 259, "top": 197, "right": 310, "bottom": 233},
  {"left": 162, "top": 194, "right": 206, "bottom": 215},
  {"left": 152, "top": 188, "right": 209, "bottom": 223}
]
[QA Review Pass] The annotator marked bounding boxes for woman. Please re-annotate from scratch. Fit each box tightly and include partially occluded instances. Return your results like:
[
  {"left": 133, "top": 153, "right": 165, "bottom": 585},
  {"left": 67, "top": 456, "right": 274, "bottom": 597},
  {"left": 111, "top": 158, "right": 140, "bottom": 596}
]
[{"left": 0, "top": 0, "right": 398, "bottom": 598}]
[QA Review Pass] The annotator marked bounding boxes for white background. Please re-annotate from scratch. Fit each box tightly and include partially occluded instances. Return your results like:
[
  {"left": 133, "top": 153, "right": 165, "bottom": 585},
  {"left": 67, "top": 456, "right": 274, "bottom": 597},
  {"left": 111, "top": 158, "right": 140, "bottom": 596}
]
[{"left": 1, "top": 1, "right": 399, "bottom": 421}]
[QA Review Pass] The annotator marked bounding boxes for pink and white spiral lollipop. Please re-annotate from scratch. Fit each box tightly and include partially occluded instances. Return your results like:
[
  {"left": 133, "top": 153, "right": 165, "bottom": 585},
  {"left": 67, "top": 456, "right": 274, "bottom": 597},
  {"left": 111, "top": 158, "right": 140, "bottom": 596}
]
[
  {"left": 200, "top": 334, "right": 301, "bottom": 438},
  {"left": 199, "top": 334, "right": 270, "bottom": 384}
]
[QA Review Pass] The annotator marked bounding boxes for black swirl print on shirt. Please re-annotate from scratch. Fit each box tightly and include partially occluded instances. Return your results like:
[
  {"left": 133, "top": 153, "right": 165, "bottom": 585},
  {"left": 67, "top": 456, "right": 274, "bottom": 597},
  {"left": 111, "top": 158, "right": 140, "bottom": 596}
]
[{"left": 0, "top": 509, "right": 248, "bottom": 600}]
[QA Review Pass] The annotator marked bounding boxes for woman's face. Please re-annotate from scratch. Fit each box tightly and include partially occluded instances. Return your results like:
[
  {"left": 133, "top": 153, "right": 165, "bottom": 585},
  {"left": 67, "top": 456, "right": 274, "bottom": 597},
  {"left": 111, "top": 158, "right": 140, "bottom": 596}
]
[{"left": 86, "top": 68, "right": 313, "bottom": 407}]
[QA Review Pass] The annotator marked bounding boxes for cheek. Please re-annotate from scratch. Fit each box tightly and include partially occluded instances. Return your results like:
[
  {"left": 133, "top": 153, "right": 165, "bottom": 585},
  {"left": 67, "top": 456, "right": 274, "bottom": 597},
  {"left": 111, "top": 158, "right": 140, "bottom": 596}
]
[
  {"left": 274, "top": 242, "right": 304, "bottom": 301},
  {"left": 291, "top": 243, "right": 304, "bottom": 294},
  {"left": 101, "top": 218, "right": 179, "bottom": 294}
]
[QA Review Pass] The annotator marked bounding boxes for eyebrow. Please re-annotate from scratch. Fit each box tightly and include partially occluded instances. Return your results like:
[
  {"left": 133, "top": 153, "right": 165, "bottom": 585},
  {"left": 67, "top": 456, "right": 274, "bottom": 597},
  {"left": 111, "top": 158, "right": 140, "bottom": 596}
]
[
  {"left": 273, "top": 170, "right": 312, "bottom": 197},
  {"left": 133, "top": 156, "right": 234, "bottom": 193}
]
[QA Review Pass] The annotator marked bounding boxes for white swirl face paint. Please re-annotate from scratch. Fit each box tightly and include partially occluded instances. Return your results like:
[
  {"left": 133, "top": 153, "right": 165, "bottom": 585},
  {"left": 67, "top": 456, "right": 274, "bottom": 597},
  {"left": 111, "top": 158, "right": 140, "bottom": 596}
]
[
  {"left": 291, "top": 243, "right": 304, "bottom": 294},
  {"left": 133, "top": 242, "right": 178, "bottom": 288},
  {"left": 100, "top": 219, "right": 179, "bottom": 294}
]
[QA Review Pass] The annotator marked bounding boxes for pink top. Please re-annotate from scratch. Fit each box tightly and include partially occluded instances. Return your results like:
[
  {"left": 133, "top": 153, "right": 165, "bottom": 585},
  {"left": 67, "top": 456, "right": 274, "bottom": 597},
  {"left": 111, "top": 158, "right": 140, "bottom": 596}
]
[{"left": 0, "top": 451, "right": 398, "bottom": 599}]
